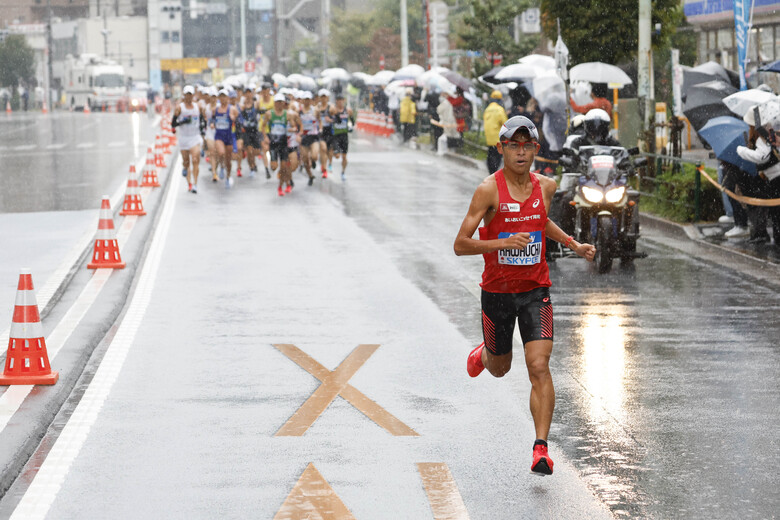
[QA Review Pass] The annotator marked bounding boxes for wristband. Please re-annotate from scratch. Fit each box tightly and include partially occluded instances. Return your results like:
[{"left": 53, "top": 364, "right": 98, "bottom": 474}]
[{"left": 564, "top": 236, "right": 574, "bottom": 249}]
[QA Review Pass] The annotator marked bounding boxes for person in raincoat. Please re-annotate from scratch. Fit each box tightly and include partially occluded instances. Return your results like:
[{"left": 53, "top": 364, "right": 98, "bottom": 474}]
[
  {"left": 436, "top": 94, "right": 459, "bottom": 149},
  {"left": 400, "top": 88, "right": 417, "bottom": 143},
  {"left": 483, "top": 90, "right": 508, "bottom": 173}
]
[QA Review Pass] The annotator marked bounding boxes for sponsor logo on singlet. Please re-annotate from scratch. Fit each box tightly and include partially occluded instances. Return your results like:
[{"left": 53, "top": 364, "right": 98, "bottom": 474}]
[
  {"left": 499, "top": 203, "right": 521, "bottom": 212},
  {"left": 498, "top": 231, "right": 542, "bottom": 265},
  {"left": 532, "top": 199, "right": 540, "bottom": 208}
]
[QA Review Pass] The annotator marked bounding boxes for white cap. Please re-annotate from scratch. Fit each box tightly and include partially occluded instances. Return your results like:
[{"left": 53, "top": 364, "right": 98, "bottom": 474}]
[
  {"left": 318, "top": 89, "right": 331, "bottom": 97},
  {"left": 183, "top": 85, "right": 195, "bottom": 95},
  {"left": 218, "top": 88, "right": 229, "bottom": 96},
  {"left": 273, "top": 93, "right": 286, "bottom": 102}
]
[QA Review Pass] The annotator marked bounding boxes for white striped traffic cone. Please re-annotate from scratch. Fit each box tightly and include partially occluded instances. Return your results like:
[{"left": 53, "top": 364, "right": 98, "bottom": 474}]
[
  {"left": 87, "top": 196, "right": 126, "bottom": 269},
  {"left": 119, "top": 164, "right": 146, "bottom": 216},
  {"left": 141, "top": 147, "right": 161, "bottom": 187},
  {"left": 0, "top": 269, "right": 59, "bottom": 385}
]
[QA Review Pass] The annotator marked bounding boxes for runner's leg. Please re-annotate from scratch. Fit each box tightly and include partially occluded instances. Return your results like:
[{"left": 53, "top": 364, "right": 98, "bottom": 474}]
[
  {"left": 190, "top": 144, "right": 201, "bottom": 189},
  {"left": 524, "top": 339, "right": 554, "bottom": 441}
]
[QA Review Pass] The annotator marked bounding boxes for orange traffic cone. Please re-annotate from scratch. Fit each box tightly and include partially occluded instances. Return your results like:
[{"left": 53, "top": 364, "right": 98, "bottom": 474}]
[
  {"left": 155, "top": 135, "right": 167, "bottom": 168},
  {"left": 119, "top": 165, "right": 146, "bottom": 216},
  {"left": 84, "top": 102, "right": 91, "bottom": 114},
  {"left": 6, "top": 101, "right": 11, "bottom": 114},
  {"left": 42, "top": 101, "right": 48, "bottom": 114},
  {"left": 141, "top": 147, "right": 161, "bottom": 188},
  {"left": 87, "top": 197, "right": 126, "bottom": 269},
  {"left": 0, "top": 269, "right": 59, "bottom": 385}
]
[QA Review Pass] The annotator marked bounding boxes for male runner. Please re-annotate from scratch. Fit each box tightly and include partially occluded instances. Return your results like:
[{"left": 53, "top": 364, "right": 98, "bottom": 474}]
[
  {"left": 238, "top": 87, "right": 263, "bottom": 178},
  {"left": 257, "top": 83, "right": 275, "bottom": 179},
  {"left": 329, "top": 94, "right": 354, "bottom": 181},
  {"left": 211, "top": 89, "right": 239, "bottom": 188},
  {"left": 318, "top": 89, "right": 334, "bottom": 176},
  {"left": 298, "top": 92, "right": 320, "bottom": 185},
  {"left": 263, "top": 93, "right": 299, "bottom": 196},
  {"left": 203, "top": 87, "right": 219, "bottom": 182},
  {"left": 172, "top": 85, "right": 206, "bottom": 193},
  {"left": 453, "top": 116, "right": 596, "bottom": 476}
]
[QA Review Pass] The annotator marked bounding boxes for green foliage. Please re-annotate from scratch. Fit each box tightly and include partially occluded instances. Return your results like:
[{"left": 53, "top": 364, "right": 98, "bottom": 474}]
[
  {"left": 286, "top": 38, "right": 324, "bottom": 75},
  {"left": 540, "top": 0, "right": 681, "bottom": 65},
  {"left": 0, "top": 35, "right": 35, "bottom": 88},
  {"left": 642, "top": 162, "right": 721, "bottom": 222},
  {"left": 330, "top": 0, "right": 427, "bottom": 72},
  {"left": 457, "top": 0, "right": 539, "bottom": 77}
]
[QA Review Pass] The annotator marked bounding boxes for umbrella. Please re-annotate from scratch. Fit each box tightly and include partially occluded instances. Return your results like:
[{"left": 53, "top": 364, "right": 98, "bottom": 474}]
[
  {"left": 518, "top": 54, "right": 556, "bottom": 70},
  {"left": 494, "top": 63, "right": 538, "bottom": 83},
  {"left": 440, "top": 70, "right": 474, "bottom": 91},
  {"left": 683, "top": 80, "right": 738, "bottom": 130},
  {"left": 369, "top": 70, "right": 395, "bottom": 86},
  {"left": 759, "top": 59, "right": 780, "bottom": 73},
  {"left": 698, "top": 116, "right": 757, "bottom": 175},
  {"left": 271, "top": 73, "right": 289, "bottom": 87},
  {"left": 321, "top": 67, "right": 351, "bottom": 82},
  {"left": 751, "top": 98, "right": 780, "bottom": 129},
  {"left": 691, "top": 61, "right": 741, "bottom": 87},
  {"left": 479, "top": 65, "right": 505, "bottom": 85},
  {"left": 287, "top": 74, "right": 317, "bottom": 90},
  {"left": 524, "top": 71, "right": 567, "bottom": 112},
  {"left": 393, "top": 64, "right": 425, "bottom": 81},
  {"left": 384, "top": 79, "right": 416, "bottom": 96},
  {"left": 417, "top": 67, "right": 450, "bottom": 87},
  {"left": 723, "top": 89, "right": 777, "bottom": 117},
  {"left": 570, "top": 62, "right": 632, "bottom": 86}
]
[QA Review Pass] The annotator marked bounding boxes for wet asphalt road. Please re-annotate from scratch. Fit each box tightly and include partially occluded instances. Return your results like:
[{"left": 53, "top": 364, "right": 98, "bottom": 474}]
[
  {"left": 0, "top": 122, "right": 779, "bottom": 519},
  {"left": 0, "top": 111, "right": 156, "bottom": 213}
]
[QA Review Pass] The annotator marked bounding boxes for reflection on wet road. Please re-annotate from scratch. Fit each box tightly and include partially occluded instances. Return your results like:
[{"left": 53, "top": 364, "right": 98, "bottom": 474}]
[
  {"left": 0, "top": 112, "right": 155, "bottom": 213},
  {"left": 328, "top": 141, "right": 780, "bottom": 519}
]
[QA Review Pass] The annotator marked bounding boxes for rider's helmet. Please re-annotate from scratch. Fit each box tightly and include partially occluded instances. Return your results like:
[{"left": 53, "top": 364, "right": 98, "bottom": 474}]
[
  {"left": 570, "top": 114, "right": 586, "bottom": 134},
  {"left": 584, "top": 108, "right": 611, "bottom": 143}
]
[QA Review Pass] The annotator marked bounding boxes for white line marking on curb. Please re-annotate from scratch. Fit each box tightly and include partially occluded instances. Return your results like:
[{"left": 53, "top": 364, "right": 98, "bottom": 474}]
[{"left": 9, "top": 159, "right": 181, "bottom": 519}]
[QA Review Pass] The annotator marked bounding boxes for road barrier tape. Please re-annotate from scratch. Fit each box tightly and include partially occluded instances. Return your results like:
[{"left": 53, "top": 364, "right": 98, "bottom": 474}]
[{"left": 697, "top": 166, "right": 780, "bottom": 207}]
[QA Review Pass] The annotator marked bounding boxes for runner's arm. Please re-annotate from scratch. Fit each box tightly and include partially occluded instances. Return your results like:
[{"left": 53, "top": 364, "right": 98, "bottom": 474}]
[
  {"left": 538, "top": 178, "right": 596, "bottom": 261},
  {"left": 454, "top": 180, "right": 531, "bottom": 256},
  {"left": 171, "top": 104, "right": 181, "bottom": 127}
]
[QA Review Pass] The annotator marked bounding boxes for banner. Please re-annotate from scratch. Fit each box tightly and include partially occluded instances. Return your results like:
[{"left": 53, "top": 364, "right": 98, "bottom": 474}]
[{"left": 733, "top": 0, "right": 753, "bottom": 91}]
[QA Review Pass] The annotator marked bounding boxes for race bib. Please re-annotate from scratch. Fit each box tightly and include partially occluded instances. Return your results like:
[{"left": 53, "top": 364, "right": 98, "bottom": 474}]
[{"left": 498, "top": 231, "right": 542, "bottom": 265}]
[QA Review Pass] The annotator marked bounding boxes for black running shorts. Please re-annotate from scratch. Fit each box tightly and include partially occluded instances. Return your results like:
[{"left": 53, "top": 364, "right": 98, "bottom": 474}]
[
  {"left": 301, "top": 135, "right": 320, "bottom": 148},
  {"left": 269, "top": 140, "right": 289, "bottom": 162},
  {"left": 332, "top": 133, "right": 349, "bottom": 154},
  {"left": 241, "top": 130, "right": 262, "bottom": 149},
  {"left": 481, "top": 287, "right": 553, "bottom": 356}
]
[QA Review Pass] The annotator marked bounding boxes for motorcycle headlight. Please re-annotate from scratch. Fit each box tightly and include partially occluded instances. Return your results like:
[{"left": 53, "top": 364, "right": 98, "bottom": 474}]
[
  {"left": 131, "top": 99, "right": 139, "bottom": 107},
  {"left": 581, "top": 186, "right": 604, "bottom": 203},
  {"left": 605, "top": 186, "right": 626, "bottom": 203}
]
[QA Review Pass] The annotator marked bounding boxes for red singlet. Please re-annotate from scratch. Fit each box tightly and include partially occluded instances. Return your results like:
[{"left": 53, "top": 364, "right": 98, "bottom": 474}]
[{"left": 479, "top": 169, "right": 551, "bottom": 293}]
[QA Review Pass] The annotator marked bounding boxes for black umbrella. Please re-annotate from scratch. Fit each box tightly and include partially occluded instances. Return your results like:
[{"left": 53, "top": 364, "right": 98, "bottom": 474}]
[
  {"left": 759, "top": 59, "right": 780, "bottom": 73},
  {"left": 683, "top": 80, "right": 738, "bottom": 131},
  {"left": 441, "top": 70, "right": 474, "bottom": 91},
  {"left": 479, "top": 66, "right": 505, "bottom": 85}
]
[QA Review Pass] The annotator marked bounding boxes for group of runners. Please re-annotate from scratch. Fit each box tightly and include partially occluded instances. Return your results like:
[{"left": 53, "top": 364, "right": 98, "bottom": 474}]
[{"left": 171, "top": 82, "right": 354, "bottom": 197}]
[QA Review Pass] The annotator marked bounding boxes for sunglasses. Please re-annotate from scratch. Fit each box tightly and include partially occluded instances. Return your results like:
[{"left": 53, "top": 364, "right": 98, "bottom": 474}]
[{"left": 500, "top": 140, "right": 539, "bottom": 152}]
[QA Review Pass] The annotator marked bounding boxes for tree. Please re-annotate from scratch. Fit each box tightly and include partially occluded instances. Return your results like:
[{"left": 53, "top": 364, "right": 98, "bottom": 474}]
[
  {"left": 540, "top": 0, "right": 681, "bottom": 66},
  {"left": 0, "top": 35, "right": 35, "bottom": 89},
  {"left": 286, "top": 38, "right": 324, "bottom": 75},
  {"left": 457, "top": 0, "right": 540, "bottom": 77},
  {"left": 330, "top": 0, "right": 427, "bottom": 72}
]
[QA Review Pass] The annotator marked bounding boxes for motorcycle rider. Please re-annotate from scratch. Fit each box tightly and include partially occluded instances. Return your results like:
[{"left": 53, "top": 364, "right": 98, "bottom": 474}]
[{"left": 565, "top": 108, "right": 620, "bottom": 154}]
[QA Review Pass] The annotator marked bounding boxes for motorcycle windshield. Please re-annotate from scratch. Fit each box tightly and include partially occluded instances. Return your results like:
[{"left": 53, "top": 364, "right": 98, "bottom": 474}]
[{"left": 589, "top": 155, "right": 616, "bottom": 186}]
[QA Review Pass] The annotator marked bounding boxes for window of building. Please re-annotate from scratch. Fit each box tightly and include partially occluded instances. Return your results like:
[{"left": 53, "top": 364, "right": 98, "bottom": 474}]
[
  {"left": 171, "top": 31, "right": 180, "bottom": 43},
  {"left": 161, "top": 31, "right": 170, "bottom": 43},
  {"left": 759, "top": 25, "right": 775, "bottom": 63}
]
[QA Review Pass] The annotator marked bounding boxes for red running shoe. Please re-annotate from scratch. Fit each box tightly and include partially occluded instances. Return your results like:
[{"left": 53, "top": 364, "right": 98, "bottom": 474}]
[
  {"left": 322, "top": 169, "right": 328, "bottom": 179},
  {"left": 467, "top": 342, "right": 485, "bottom": 377},
  {"left": 237, "top": 168, "right": 243, "bottom": 177},
  {"left": 277, "top": 186, "right": 284, "bottom": 197},
  {"left": 531, "top": 444, "right": 554, "bottom": 476},
  {"left": 285, "top": 184, "right": 292, "bottom": 193}
]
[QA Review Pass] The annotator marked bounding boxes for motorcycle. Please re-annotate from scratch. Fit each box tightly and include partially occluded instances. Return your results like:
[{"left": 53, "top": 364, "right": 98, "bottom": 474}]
[{"left": 550, "top": 145, "right": 648, "bottom": 273}]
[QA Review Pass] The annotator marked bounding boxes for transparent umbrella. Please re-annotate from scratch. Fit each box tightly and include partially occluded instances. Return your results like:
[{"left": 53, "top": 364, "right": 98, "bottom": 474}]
[
  {"left": 723, "top": 89, "right": 777, "bottom": 117},
  {"left": 321, "top": 68, "right": 351, "bottom": 82},
  {"left": 570, "top": 62, "right": 632, "bottom": 86},
  {"left": 393, "top": 64, "right": 425, "bottom": 81}
]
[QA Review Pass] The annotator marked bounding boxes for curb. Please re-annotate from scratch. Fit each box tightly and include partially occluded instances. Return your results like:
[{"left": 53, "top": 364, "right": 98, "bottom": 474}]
[{"left": 0, "top": 138, "right": 179, "bottom": 501}]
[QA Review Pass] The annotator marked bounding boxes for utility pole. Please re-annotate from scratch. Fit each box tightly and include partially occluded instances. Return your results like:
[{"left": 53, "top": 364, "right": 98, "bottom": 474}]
[
  {"left": 46, "top": 0, "right": 53, "bottom": 109},
  {"left": 321, "top": 0, "right": 330, "bottom": 68},
  {"left": 637, "top": 0, "right": 654, "bottom": 140},
  {"left": 101, "top": 10, "right": 110, "bottom": 58},
  {"left": 400, "top": 0, "right": 409, "bottom": 67},
  {"left": 240, "top": 0, "right": 247, "bottom": 71}
]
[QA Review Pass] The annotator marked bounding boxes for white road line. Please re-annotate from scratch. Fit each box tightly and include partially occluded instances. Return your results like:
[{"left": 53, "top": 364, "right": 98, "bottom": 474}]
[
  {"left": 75, "top": 143, "right": 94, "bottom": 149},
  {"left": 0, "top": 154, "right": 147, "bottom": 358},
  {"left": 13, "top": 145, "right": 36, "bottom": 151},
  {"left": 9, "top": 159, "right": 182, "bottom": 520},
  {"left": 45, "top": 143, "right": 67, "bottom": 150}
]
